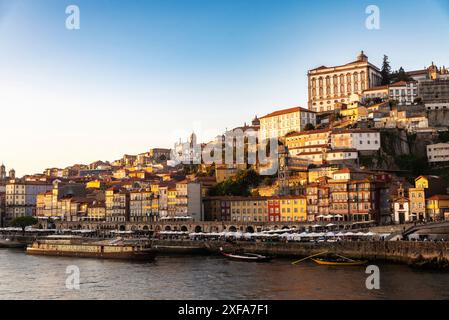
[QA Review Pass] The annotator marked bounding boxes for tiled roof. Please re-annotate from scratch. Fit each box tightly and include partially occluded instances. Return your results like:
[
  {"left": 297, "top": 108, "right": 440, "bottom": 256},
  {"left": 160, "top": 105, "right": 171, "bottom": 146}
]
[{"left": 260, "top": 107, "right": 315, "bottom": 120}]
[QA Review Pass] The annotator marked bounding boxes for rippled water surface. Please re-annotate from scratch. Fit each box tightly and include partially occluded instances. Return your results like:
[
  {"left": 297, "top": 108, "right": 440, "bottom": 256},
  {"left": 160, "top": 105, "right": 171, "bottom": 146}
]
[{"left": 1, "top": 249, "right": 449, "bottom": 300}]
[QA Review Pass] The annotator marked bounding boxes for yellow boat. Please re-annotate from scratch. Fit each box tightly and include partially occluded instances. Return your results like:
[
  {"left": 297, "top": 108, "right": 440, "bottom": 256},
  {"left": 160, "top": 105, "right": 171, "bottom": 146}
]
[{"left": 311, "top": 258, "right": 368, "bottom": 266}]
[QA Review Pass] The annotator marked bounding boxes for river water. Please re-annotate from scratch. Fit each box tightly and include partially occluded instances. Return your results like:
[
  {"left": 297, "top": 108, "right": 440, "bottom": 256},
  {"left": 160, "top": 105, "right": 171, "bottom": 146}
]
[{"left": 1, "top": 248, "right": 449, "bottom": 300}]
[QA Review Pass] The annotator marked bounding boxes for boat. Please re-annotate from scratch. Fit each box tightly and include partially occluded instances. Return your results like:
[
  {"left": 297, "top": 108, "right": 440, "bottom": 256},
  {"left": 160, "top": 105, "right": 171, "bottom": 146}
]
[
  {"left": 0, "top": 238, "right": 27, "bottom": 249},
  {"left": 220, "top": 247, "right": 272, "bottom": 262},
  {"left": 311, "top": 254, "right": 367, "bottom": 266},
  {"left": 26, "top": 236, "right": 156, "bottom": 261}
]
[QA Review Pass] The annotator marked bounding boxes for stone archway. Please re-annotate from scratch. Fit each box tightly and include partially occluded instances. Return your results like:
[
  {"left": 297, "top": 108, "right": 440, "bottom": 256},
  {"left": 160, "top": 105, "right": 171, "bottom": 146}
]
[
  {"left": 228, "top": 226, "right": 237, "bottom": 232},
  {"left": 245, "top": 226, "right": 255, "bottom": 233},
  {"left": 119, "top": 225, "right": 126, "bottom": 231},
  {"left": 194, "top": 226, "right": 202, "bottom": 233},
  {"left": 181, "top": 226, "right": 188, "bottom": 232},
  {"left": 165, "top": 225, "right": 172, "bottom": 231},
  {"left": 143, "top": 225, "right": 149, "bottom": 231},
  {"left": 131, "top": 225, "right": 137, "bottom": 231}
]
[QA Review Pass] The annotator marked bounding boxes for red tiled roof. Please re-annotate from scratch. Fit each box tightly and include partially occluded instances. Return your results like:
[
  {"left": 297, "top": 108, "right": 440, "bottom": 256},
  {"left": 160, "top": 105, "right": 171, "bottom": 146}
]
[
  {"left": 260, "top": 107, "right": 315, "bottom": 120},
  {"left": 363, "top": 85, "right": 389, "bottom": 92},
  {"left": 390, "top": 80, "right": 416, "bottom": 87}
]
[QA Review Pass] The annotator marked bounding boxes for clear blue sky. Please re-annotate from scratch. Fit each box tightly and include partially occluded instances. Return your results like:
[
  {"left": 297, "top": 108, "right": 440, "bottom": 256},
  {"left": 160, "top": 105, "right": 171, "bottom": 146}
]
[{"left": 1, "top": 0, "right": 449, "bottom": 176}]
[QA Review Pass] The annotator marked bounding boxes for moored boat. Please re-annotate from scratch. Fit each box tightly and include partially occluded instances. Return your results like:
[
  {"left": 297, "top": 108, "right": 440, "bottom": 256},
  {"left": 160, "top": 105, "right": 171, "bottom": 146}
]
[
  {"left": 311, "top": 254, "right": 367, "bottom": 266},
  {"left": 26, "top": 236, "right": 156, "bottom": 261},
  {"left": 220, "top": 247, "right": 272, "bottom": 262}
]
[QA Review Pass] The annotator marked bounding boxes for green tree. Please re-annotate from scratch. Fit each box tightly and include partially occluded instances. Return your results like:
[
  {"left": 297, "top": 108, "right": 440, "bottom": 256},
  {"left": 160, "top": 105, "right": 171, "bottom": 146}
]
[
  {"left": 11, "top": 216, "right": 38, "bottom": 235},
  {"left": 391, "top": 67, "right": 413, "bottom": 83},
  {"left": 381, "top": 55, "right": 392, "bottom": 85}
]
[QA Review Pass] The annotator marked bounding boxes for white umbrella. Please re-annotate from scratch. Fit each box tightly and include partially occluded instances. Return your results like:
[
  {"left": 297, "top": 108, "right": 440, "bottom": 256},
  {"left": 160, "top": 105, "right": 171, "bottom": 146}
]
[
  {"left": 344, "top": 232, "right": 355, "bottom": 236},
  {"left": 326, "top": 232, "right": 336, "bottom": 237},
  {"left": 326, "top": 223, "right": 336, "bottom": 227}
]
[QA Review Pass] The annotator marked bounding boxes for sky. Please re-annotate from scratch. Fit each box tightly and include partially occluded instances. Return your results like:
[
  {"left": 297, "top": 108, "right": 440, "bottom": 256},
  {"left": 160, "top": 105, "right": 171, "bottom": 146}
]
[{"left": 1, "top": 0, "right": 449, "bottom": 176}]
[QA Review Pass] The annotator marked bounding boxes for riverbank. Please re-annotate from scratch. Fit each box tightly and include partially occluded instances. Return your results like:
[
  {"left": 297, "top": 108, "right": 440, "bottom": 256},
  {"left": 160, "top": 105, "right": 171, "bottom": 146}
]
[
  {"left": 154, "top": 239, "right": 449, "bottom": 269},
  {"left": 3, "top": 235, "right": 449, "bottom": 269}
]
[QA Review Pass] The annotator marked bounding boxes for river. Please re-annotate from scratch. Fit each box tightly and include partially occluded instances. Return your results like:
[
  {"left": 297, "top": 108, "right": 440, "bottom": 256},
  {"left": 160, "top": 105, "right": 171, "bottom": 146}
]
[{"left": 1, "top": 248, "right": 449, "bottom": 300}]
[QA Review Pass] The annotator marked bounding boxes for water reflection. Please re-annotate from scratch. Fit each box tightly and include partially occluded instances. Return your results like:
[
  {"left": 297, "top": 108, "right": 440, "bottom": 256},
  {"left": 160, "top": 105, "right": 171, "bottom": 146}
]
[{"left": 1, "top": 249, "right": 449, "bottom": 300}]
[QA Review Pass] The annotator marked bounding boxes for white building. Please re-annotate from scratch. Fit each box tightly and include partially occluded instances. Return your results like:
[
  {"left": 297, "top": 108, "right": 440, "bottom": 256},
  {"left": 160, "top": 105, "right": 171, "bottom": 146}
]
[
  {"left": 331, "top": 130, "right": 381, "bottom": 151},
  {"left": 392, "top": 185, "right": 411, "bottom": 224},
  {"left": 308, "top": 51, "right": 382, "bottom": 113},
  {"left": 389, "top": 81, "right": 418, "bottom": 105},
  {"left": 259, "top": 106, "right": 316, "bottom": 140},
  {"left": 427, "top": 143, "right": 449, "bottom": 164},
  {"left": 362, "top": 85, "right": 389, "bottom": 101},
  {"left": 5, "top": 180, "right": 53, "bottom": 224}
]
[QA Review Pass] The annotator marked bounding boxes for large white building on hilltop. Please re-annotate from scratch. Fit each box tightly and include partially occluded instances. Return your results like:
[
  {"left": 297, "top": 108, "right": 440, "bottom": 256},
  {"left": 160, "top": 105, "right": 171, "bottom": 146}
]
[
  {"left": 259, "top": 106, "right": 316, "bottom": 140},
  {"left": 308, "top": 51, "right": 382, "bottom": 113}
]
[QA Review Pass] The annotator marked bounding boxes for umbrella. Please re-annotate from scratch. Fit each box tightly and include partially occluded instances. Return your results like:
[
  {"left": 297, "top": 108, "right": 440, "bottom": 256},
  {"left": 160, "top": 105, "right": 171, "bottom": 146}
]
[{"left": 326, "top": 223, "right": 336, "bottom": 227}]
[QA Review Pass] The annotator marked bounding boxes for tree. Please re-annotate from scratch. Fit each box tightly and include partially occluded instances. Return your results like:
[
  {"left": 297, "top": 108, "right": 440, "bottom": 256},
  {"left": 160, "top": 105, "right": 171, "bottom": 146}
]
[
  {"left": 11, "top": 216, "right": 38, "bottom": 235},
  {"left": 381, "top": 55, "right": 392, "bottom": 85},
  {"left": 391, "top": 67, "right": 413, "bottom": 83}
]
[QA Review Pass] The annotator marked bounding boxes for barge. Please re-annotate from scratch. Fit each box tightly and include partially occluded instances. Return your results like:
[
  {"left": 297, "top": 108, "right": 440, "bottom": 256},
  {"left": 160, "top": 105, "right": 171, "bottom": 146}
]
[{"left": 26, "top": 236, "right": 156, "bottom": 261}]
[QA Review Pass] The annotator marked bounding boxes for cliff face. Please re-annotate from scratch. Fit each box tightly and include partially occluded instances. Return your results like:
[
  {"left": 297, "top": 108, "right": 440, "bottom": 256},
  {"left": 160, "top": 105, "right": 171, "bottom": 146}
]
[
  {"left": 427, "top": 109, "right": 449, "bottom": 127},
  {"left": 362, "top": 129, "right": 439, "bottom": 171}
]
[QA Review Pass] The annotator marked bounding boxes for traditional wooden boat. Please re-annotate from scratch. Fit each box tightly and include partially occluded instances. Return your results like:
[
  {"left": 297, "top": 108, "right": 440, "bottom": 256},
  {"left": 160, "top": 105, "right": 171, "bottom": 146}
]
[
  {"left": 26, "top": 237, "right": 156, "bottom": 261},
  {"left": 311, "top": 254, "right": 367, "bottom": 266},
  {"left": 220, "top": 247, "right": 272, "bottom": 262}
]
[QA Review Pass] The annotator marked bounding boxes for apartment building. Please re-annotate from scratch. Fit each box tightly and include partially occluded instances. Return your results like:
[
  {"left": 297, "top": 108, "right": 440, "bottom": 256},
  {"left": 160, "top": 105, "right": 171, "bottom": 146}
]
[
  {"left": 409, "top": 176, "right": 448, "bottom": 221},
  {"left": 129, "top": 189, "right": 159, "bottom": 223},
  {"left": 427, "top": 143, "right": 449, "bottom": 164},
  {"left": 331, "top": 129, "right": 381, "bottom": 151},
  {"left": 230, "top": 197, "right": 269, "bottom": 223},
  {"left": 259, "top": 107, "right": 316, "bottom": 140},
  {"left": 389, "top": 81, "right": 418, "bottom": 105},
  {"left": 105, "top": 187, "right": 130, "bottom": 223},
  {"left": 4, "top": 179, "right": 53, "bottom": 224}
]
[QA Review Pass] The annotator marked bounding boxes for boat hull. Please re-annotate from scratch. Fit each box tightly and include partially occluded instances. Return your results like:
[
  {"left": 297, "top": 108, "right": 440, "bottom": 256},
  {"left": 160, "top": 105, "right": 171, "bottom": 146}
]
[
  {"left": 221, "top": 252, "right": 272, "bottom": 263},
  {"left": 26, "top": 248, "right": 156, "bottom": 261},
  {"left": 311, "top": 258, "right": 367, "bottom": 266}
]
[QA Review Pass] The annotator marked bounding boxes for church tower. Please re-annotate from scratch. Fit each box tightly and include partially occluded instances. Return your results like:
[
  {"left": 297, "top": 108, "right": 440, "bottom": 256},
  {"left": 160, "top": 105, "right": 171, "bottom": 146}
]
[{"left": 0, "top": 163, "right": 6, "bottom": 180}]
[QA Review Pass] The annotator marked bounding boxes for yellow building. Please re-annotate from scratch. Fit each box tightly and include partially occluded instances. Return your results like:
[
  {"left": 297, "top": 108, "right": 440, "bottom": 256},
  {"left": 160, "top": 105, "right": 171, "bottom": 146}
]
[
  {"left": 279, "top": 196, "right": 307, "bottom": 222},
  {"left": 167, "top": 187, "right": 177, "bottom": 217},
  {"left": 426, "top": 195, "right": 449, "bottom": 221},
  {"left": 86, "top": 180, "right": 102, "bottom": 189},
  {"left": 339, "top": 104, "right": 368, "bottom": 123},
  {"left": 409, "top": 176, "right": 448, "bottom": 221},
  {"left": 259, "top": 107, "right": 317, "bottom": 140},
  {"left": 87, "top": 203, "right": 106, "bottom": 221}
]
